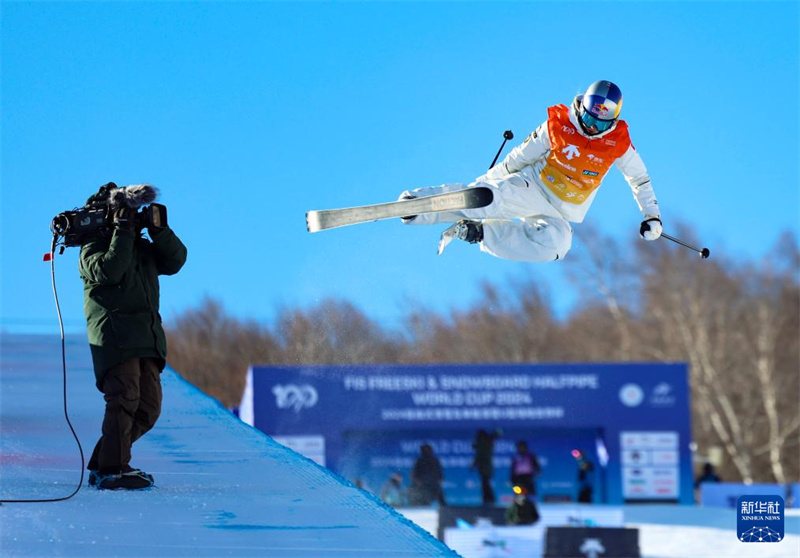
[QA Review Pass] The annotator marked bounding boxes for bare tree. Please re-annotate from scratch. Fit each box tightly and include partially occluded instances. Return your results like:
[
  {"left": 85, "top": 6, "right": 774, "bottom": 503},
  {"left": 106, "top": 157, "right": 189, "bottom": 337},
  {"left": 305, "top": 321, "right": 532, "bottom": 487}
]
[
  {"left": 563, "top": 223, "right": 640, "bottom": 361},
  {"left": 641, "top": 241, "right": 755, "bottom": 481},
  {"left": 635, "top": 229, "right": 800, "bottom": 484},
  {"left": 275, "top": 299, "right": 401, "bottom": 364},
  {"left": 166, "top": 297, "right": 279, "bottom": 408},
  {"left": 737, "top": 239, "right": 800, "bottom": 483},
  {"left": 403, "top": 279, "right": 557, "bottom": 363}
]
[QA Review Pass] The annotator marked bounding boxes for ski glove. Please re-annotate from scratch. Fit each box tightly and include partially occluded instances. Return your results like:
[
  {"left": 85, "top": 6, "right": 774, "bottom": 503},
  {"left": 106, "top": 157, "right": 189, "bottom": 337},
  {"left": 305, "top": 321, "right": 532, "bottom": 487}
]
[
  {"left": 438, "top": 220, "right": 484, "bottom": 255},
  {"left": 112, "top": 207, "right": 137, "bottom": 231},
  {"left": 639, "top": 217, "right": 663, "bottom": 241}
]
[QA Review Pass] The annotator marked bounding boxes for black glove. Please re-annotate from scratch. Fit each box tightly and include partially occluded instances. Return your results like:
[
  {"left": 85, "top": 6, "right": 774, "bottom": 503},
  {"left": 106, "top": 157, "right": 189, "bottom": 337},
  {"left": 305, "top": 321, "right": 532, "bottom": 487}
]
[{"left": 112, "top": 206, "right": 136, "bottom": 231}]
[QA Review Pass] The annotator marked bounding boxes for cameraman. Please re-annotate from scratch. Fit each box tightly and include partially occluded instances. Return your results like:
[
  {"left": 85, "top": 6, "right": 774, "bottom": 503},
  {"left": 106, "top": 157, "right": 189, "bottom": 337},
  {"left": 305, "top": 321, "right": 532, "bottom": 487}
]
[{"left": 78, "top": 184, "right": 187, "bottom": 490}]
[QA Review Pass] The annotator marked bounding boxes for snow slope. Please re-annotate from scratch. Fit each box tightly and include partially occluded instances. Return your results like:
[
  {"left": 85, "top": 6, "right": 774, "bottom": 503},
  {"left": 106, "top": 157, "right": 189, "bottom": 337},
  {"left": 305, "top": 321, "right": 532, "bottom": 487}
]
[
  {"left": 0, "top": 334, "right": 457, "bottom": 557},
  {"left": 3, "top": 334, "right": 799, "bottom": 558}
]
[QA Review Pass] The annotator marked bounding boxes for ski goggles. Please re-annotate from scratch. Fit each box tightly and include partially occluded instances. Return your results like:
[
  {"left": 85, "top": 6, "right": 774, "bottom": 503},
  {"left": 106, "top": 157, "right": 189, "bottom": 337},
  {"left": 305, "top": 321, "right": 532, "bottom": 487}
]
[{"left": 579, "top": 109, "right": 616, "bottom": 133}]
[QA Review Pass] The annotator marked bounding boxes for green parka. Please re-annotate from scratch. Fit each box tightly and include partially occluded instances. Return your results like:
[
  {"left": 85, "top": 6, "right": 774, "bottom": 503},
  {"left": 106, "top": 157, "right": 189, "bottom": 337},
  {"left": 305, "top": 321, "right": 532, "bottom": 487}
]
[{"left": 79, "top": 226, "right": 187, "bottom": 387}]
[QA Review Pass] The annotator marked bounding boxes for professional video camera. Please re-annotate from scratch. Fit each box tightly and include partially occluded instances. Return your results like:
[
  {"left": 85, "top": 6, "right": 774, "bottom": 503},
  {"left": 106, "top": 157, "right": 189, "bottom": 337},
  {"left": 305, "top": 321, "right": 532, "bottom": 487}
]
[{"left": 51, "top": 182, "right": 167, "bottom": 247}]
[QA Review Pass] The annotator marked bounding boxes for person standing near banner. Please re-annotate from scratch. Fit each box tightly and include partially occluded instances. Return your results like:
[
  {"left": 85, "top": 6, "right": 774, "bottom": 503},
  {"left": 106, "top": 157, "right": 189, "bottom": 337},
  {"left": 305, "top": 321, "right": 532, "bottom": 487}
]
[
  {"left": 472, "top": 428, "right": 501, "bottom": 505},
  {"left": 573, "top": 449, "right": 595, "bottom": 503},
  {"left": 410, "top": 443, "right": 446, "bottom": 506},
  {"left": 510, "top": 440, "right": 542, "bottom": 497},
  {"left": 506, "top": 485, "right": 540, "bottom": 526}
]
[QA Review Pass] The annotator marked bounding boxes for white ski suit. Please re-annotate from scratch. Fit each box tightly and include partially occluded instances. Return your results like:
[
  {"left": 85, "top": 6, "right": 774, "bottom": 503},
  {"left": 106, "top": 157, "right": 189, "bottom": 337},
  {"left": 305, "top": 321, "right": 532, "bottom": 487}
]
[{"left": 403, "top": 98, "right": 660, "bottom": 262}]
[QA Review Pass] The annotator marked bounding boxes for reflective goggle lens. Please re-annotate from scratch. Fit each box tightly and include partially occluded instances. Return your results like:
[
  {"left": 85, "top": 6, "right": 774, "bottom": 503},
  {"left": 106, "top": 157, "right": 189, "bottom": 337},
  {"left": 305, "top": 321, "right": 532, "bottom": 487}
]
[{"left": 580, "top": 110, "right": 615, "bottom": 133}]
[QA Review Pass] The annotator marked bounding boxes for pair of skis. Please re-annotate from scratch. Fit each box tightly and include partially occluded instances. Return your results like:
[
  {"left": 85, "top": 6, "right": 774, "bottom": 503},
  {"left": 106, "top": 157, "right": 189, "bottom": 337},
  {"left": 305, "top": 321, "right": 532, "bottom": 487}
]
[
  {"left": 305, "top": 187, "right": 493, "bottom": 233},
  {"left": 306, "top": 130, "right": 511, "bottom": 233}
]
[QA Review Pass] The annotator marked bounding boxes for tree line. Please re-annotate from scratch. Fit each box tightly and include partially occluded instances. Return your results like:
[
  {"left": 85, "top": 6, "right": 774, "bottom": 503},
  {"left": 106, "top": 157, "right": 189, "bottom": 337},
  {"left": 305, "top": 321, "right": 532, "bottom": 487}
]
[{"left": 165, "top": 225, "right": 799, "bottom": 485}]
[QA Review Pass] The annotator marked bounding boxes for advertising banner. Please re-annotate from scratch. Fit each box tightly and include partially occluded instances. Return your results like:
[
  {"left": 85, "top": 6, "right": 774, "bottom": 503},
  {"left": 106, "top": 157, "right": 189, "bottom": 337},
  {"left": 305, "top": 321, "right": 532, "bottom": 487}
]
[{"left": 240, "top": 363, "right": 692, "bottom": 505}]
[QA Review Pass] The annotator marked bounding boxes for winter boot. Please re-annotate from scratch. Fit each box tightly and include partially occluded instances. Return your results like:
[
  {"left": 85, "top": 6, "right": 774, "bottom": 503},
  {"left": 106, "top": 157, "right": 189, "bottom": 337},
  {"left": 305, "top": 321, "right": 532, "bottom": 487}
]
[
  {"left": 89, "top": 465, "right": 154, "bottom": 487},
  {"left": 437, "top": 220, "right": 483, "bottom": 255},
  {"left": 96, "top": 473, "right": 153, "bottom": 490},
  {"left": 122, "top": 465, "right": 155, "bottom": 484}
]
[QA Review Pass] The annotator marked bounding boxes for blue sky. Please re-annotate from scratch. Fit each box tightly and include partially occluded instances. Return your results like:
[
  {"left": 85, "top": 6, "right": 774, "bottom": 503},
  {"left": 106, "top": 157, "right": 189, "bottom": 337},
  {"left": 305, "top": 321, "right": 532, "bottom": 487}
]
[{"left": 1, "top": 1, "right": 798, "bottom": 333}]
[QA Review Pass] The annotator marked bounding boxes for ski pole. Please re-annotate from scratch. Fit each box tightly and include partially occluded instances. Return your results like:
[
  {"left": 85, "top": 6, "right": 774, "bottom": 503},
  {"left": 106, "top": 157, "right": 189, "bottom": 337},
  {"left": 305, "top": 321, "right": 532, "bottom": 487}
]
[
  {"left": 661, "top": 232, "right": 710, "bottom": 259},
  {"left": 489, "top": 130, "right": 514, "bottom": 169}
]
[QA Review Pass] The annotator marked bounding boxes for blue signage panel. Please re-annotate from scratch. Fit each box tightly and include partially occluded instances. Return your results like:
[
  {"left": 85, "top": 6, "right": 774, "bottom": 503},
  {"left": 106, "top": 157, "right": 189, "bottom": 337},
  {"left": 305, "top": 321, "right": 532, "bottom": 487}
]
[{"left": 243, "top": 363, "right": 692, "bottom": 505}]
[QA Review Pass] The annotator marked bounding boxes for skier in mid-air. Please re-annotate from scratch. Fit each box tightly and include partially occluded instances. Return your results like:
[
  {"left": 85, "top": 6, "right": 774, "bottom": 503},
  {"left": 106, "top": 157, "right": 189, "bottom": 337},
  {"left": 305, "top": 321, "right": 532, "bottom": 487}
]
[{"left": 400, "top": 80, "right": 662, "bottom": 261}]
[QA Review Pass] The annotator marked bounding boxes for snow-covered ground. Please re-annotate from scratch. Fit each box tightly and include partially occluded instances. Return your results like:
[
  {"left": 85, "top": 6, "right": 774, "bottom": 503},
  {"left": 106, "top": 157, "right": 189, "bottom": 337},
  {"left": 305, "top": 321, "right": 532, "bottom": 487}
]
[
  {"left": 634, "top": 522, "right": 799, "bottom": 558},
  {"left": 1, "top": 333, "right": 798, "bottom": 558},
  {"left": 629, "top": 507, "right": 800, "bottom": 557},
  {"left": 0, "top": 334, "right": 455, "bottom": 557},
  {"left": 399, "top": 506, "right": 800, "bottom": 558}
]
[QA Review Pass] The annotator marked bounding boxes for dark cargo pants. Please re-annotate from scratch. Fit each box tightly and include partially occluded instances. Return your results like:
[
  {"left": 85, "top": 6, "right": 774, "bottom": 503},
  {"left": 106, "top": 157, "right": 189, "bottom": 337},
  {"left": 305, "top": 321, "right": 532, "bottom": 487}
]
[{"left": 87, "top": 358, "right": 162, "bottom": 474}]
